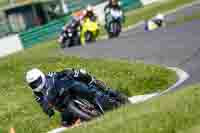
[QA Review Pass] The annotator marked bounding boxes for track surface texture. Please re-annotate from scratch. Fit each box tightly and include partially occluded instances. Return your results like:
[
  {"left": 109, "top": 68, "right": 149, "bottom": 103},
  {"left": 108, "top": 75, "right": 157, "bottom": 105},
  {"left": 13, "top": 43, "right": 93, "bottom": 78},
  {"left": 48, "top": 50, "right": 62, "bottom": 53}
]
[{"left": 63, "top": 2, "right": 200, "bottom": 88}]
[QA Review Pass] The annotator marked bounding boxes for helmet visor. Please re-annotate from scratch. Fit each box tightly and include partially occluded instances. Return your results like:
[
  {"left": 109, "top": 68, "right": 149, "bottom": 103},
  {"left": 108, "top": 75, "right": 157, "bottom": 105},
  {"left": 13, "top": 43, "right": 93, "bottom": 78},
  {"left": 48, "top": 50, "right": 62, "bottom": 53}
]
[{"left": 29, "top": 76, "right": 42, "bottom": 90}]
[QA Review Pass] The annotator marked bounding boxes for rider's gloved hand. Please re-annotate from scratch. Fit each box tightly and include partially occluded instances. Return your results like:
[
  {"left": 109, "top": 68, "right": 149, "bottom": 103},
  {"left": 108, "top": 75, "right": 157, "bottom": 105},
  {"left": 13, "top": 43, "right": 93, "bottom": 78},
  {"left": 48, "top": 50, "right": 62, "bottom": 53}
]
[{"left": 47, "top": 109, "right": 55, "bottom": 118}]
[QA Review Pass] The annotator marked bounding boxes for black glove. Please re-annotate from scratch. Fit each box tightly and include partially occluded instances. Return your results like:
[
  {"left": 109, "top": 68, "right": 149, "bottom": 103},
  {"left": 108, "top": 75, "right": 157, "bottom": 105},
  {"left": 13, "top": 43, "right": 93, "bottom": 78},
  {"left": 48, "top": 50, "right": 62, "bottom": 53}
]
[{"left": 47, "top": 109, "right": 55, "bottom": 118}]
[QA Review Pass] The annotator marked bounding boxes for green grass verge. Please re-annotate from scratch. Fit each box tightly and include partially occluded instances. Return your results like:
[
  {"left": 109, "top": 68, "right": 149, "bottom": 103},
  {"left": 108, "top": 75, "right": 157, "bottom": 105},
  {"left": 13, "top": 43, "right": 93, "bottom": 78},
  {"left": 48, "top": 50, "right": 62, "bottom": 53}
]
[
  {"left": 124, "top": 0, "right": 196, "bottom": 27},
  {"left": 0, "top": 41, "right": 176, "bottom": 132},
  {"left": 167, "top": 9, "right": 200, "bottom": 26},
  {"left": 63, "top": 84, "right": 200, "bottom": 133},
  {"left": 0, "top": 0, "right": 8, "bottom": 8}
]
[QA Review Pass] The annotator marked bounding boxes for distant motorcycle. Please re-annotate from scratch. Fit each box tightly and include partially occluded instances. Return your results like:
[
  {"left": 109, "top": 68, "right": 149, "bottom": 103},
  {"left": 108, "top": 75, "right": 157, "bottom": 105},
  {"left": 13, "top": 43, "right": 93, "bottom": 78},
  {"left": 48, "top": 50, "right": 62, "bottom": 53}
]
[
  {"left": 81, "top": 16, "right": 100, "bottom": 45},
  {"left": 58, "top": 26, "right": 80, "bottom": 48},
  {"left": 106, "top": 8, "right": 123, "bottom": 38}
]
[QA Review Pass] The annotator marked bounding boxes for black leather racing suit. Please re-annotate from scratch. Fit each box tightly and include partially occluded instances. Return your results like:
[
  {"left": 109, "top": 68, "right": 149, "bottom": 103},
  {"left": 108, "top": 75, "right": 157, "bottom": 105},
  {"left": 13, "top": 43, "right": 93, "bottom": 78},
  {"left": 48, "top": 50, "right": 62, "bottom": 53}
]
[
  {"left": 33, "top": 68, "right": 100, "bottom": 126},
  {"left": 60, "top": 19, "right": 81, "bottom": 45}
]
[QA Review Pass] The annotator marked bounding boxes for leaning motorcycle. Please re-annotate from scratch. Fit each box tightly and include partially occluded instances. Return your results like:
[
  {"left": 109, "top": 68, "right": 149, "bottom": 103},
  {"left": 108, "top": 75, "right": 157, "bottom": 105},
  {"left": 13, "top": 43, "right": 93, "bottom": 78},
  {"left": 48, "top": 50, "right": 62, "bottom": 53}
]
[
  {"left": 81, "top": 16, "right": 100, "bottom": 45},
  {"left": 106, "top": 8, "right": 123, "bottom": 38},
  {"left": 58, "top": 27, "right": 80, "bottom": 48},
  {"left": 66, "top": 82, "right": 129, "bottom": 121}
]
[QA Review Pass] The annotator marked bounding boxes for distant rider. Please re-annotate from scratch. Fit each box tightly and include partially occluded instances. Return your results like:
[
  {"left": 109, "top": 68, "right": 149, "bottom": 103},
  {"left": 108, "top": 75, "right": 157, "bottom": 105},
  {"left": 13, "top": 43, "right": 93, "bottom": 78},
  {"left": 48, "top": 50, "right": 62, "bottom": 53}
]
[
  {"left": 104, "top": 0, "right": 124, "bottom": 30},
  {"left": 82, "top": 5, "right": 98, "bottom": 22},
  {"left": 153, "top": 13, "right": 165, "bottom": 27},
  {"left": 145, "top": 13, "right": 165, "bottom": 31},
  {"left": 58, "top": 16, "right": 81, "bottom": 44}
]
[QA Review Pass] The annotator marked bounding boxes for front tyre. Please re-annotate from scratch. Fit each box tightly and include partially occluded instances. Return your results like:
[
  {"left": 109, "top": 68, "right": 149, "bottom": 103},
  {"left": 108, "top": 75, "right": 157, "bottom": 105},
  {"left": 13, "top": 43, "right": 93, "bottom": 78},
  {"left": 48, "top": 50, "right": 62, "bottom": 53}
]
[
  {"left": 60, "top": 42, "right": 66, "bottom": 49},
  {"left": 66, "top": 38, "right": 74, "bottom": 48},
  {"left": 85, "top": 31, "right": 92, "bottom": 43},
  {"left": 68, "top": 99, "right": 101, "bottom": 121},
  {"left": 113, "top": 22, "right": 121, "bottom": 37},
  {"left": 109, "top": 22, "right": 121, "bottom": 38},
  {"left": 72, "top": 35, "right": 81, "bottom": 47}
]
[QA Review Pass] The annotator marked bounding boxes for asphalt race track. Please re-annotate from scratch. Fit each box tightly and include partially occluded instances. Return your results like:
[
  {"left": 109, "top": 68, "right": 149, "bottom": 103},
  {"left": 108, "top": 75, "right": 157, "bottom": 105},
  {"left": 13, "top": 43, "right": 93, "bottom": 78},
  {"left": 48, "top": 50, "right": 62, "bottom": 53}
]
[{"left": 63, "top": 2, "right": 200, "bottom": 88}]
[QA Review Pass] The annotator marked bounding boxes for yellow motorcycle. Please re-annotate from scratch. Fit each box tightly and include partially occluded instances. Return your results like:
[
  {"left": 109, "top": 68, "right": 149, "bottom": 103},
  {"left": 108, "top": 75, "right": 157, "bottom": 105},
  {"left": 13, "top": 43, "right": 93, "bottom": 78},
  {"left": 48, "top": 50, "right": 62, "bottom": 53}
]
[{"left": 81, "top": 16, "right": 100, "bottom": 45}]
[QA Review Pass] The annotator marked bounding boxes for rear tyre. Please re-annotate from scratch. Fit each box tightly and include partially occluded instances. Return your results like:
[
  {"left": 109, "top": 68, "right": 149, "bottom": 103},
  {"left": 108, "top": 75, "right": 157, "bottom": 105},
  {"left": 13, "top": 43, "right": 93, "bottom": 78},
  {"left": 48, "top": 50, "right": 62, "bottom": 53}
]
[
  {"left": 66, "top": 39, "right": 74, "bottom": 48},
  {"left": 115, "top": 92, "right": 130, "bottom": 104},
  {"left": 105, "top": 89, "right": 130, "bottom": 105}
]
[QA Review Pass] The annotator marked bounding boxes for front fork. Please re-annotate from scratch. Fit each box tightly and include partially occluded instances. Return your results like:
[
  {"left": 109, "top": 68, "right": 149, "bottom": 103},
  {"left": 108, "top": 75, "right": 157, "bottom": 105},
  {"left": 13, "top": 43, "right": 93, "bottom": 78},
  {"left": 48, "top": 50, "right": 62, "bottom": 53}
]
[{"left": 80, "top": 30, "right": 99, "bottom": 45}]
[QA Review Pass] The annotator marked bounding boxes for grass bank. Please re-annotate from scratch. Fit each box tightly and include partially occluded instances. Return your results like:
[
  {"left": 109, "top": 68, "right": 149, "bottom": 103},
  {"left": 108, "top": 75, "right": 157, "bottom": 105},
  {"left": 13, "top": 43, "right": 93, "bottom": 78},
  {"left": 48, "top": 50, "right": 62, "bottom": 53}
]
[
  {"left": 64, "top": 84, "right": 200, "bottom": 133},
  {"left": 1, "top": 0, "right": 197, "bottom": 132},
  {"left": 0, "top": 42, "right": 176, "bottom": 132},
  {"left": 167, "top": 8, "right": 200, "bottom": 26}
]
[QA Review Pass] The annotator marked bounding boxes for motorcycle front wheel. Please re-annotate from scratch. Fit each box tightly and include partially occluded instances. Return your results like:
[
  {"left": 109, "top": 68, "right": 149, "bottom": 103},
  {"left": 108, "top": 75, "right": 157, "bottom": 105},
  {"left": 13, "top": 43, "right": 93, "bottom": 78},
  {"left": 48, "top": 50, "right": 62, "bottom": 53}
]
[
  {"left": 85, "top": 31, "right": 93, "bottom": 43},
  {"left": 68, "top": 99, "right": 101, "bottom": 121}
]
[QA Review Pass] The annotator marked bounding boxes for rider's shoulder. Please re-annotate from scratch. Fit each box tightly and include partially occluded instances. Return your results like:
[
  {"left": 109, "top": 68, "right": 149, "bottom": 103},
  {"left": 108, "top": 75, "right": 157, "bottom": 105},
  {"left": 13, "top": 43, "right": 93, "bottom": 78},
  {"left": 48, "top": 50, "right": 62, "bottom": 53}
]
[{"left": 47, "top": 72, "right": 57, "bottom": 77}]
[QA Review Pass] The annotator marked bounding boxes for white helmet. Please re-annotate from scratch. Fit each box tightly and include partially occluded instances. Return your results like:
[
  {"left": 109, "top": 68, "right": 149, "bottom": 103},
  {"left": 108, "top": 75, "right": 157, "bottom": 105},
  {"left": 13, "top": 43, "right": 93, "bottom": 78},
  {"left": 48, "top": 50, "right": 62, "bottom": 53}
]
[
  {"left": 155, "top": 13, "right": 164, "bottom": 21},
  {"left": 26, "top": 68, "right": 46, "bottom": 92}
]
